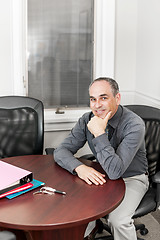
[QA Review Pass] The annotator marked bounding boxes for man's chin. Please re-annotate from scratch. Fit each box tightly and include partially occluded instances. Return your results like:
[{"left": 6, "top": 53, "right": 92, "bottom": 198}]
[
  {"left": 100, "top": 115, "right": 106, "bottom": 119},
  {"left": 95, "top": 113, "right": 106, "bottom": 119}
]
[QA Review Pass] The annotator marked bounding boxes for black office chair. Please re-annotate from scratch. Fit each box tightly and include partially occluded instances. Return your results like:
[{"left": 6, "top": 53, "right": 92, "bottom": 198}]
[
  {"left": 0, "top": 231, "right": 16, "bottom": 240},
  {"left": 81, "top": 105, "right": 160, "bottom": 240},
  {"left": 45, "top": 148, "right": 55, "bottom": 155},
  {"left": 0, "top": 96, "right": 44, "bottom": 158}
]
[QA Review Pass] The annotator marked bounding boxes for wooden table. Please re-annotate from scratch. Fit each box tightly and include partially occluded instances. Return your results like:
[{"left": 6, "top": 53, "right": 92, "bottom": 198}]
[{"left": 0, "top": 155, "right": 125, "bottom": 240}]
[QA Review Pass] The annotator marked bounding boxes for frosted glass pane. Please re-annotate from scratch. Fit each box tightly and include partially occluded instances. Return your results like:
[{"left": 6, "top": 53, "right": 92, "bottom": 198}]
[{"left": 28, "top": 0, "right": 93, "bottom": 108}]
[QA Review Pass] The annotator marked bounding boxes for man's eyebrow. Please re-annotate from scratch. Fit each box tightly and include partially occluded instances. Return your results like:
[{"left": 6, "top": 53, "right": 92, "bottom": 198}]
[
  {"left": 100, "top": 94, "right": 108, "bottom": 97},
  {"left": 89, "top": 94, "right": 108, "bottom": 98}
]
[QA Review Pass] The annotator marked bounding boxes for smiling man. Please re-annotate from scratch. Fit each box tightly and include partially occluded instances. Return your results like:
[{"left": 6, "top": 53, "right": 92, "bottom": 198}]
[{"left": 54, "top": 77, "right": 149, "bottom": 240}]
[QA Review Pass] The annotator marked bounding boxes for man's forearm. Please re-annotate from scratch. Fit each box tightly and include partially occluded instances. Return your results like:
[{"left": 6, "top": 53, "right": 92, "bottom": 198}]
[{"left": 54, "top": 147, "right": 83, "bottom": 174}]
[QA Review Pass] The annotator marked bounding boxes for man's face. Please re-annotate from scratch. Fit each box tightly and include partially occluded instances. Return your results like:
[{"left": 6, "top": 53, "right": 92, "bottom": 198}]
[{"left": 89, "top": 80, "right": 121, "bottom": 119}]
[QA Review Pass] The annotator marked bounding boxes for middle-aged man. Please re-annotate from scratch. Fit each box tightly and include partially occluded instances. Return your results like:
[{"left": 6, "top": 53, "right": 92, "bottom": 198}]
[{"left": 54, "top": 77, "right": 149, "bottom": 240}]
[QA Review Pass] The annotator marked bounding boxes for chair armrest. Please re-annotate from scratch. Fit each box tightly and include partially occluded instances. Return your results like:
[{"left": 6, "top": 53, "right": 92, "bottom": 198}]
[
  {"left": 45, "top": 148, "right": 55, "bottom": 155},
  {"left": 152, "top": 171, "right": 160, "bottom": 184}
]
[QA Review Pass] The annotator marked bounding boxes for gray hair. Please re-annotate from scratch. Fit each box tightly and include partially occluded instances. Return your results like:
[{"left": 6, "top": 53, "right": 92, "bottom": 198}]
[{"left": 89, "top": 77, "right": 119, "bottom": 97}]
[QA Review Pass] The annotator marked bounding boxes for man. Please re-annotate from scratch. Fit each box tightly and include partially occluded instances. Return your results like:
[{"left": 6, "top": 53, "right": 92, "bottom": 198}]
[{"left": 54, "top": 77, "right": 149, "bottom": 240}]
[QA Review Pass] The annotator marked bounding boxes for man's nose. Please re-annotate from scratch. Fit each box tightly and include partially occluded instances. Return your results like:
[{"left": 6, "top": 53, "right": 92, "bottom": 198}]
[{"left": 95, "top": 99, "right": 102, "bottom": 108}]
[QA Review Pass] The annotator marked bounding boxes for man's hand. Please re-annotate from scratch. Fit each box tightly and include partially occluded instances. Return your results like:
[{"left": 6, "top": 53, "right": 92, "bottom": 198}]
[
  {"left": 87, "top": 111, "right": 112, "bottom": 137},
  {"left": 75, "top": 165, "right": 106, "bottom": 185}
]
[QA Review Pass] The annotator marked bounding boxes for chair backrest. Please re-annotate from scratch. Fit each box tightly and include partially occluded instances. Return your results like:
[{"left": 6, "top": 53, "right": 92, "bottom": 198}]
[
  {"left": 0, "top": 96, "right": 44, "bottom": 158},
  {"left": 125, "top": 105, "right": 160, "bottom": 180}
]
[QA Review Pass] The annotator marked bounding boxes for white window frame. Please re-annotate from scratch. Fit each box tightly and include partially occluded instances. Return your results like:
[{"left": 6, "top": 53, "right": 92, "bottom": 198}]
[
  {"left": 94, "top": 0, "right": 115, "bottom": 78},
  {"left": 12, "top": 0, "right": 115, "bottom": 129},
  {"left": 12, "top": 0, "right": 27, "bottom": 96}
]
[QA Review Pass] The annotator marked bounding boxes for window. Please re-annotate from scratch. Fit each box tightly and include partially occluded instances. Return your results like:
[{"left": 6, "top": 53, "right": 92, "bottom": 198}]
[{"left": 27, "top": 0, "right": 94, "bottom": 108}]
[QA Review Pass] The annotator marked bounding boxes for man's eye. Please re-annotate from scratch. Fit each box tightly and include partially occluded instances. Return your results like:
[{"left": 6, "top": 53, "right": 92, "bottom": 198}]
[
  {"left": 102, "top": 97, "right": 107, "bottom": 100},
  {"left": 90, "top": 98, "right": 96, "bottom": 101}
]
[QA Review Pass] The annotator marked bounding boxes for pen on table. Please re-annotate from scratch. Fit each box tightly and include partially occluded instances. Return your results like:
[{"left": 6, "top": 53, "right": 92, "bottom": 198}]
[
  {"left": 42, "top": 186, "right": 66, "bottom": 195},
  {"left": 54, "top": 189, "right": 66, "bottom": 195}
]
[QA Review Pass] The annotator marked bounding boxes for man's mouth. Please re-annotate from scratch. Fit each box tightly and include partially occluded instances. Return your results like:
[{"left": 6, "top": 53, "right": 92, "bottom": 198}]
[
  {"left": 95, "top": 109, "right": 106, "bottom": 116},
  {"left": 96, "top": 110, "right": 104, "bottom": 114}
]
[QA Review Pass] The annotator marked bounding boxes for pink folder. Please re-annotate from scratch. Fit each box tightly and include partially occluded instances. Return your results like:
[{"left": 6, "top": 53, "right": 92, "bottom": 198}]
[{"left": 0, "top": 160, "right": 33, "bottom": 194}]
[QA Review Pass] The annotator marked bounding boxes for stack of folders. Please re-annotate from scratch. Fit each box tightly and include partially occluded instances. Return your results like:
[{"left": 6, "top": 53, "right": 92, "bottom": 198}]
[{"left": 0, "top": 160, "right": 44, "bottom": 199}]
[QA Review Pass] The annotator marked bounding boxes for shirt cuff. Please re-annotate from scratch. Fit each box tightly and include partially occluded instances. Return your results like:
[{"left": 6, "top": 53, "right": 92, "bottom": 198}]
[
  {"left": 92, "top": 133, "right": 110, "bottom": 152},
  {"left": 71, "top": 161, "right": 84, "bottom": 175}
]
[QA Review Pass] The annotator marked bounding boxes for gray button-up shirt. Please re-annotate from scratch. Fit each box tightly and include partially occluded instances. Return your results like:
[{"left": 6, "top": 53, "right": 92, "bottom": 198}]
[{"left": 54, "top": 105, "right": 148, "bottom": 179}]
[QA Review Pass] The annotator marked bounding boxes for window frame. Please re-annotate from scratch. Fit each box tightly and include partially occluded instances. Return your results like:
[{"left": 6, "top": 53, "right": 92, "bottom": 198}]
[{"left": 12, "top": 0, "right": 115, "bottom": 124}]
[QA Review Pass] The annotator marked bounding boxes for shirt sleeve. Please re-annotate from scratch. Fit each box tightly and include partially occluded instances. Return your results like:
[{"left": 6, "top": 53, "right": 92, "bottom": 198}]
[
  {"left": 92, "top": 119, "right": 145, "bottom": 179},
  {"left": 54, "top": 114, "right": 88, "bottom": 174}
]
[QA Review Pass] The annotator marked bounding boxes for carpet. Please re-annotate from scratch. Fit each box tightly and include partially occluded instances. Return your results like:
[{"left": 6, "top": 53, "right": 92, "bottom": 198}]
[
  {"left": 135, "top": 209, "right": 160, "bottom": 239},
  {"left": 151, "top": 209, "right": 160, "bottom": 223}
]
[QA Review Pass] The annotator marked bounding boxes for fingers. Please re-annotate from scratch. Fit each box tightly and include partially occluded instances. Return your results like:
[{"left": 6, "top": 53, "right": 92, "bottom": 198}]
[
  {"left": 104, "top": 111, "right": 112, "bottom": 123},
  {"left": 86, "top": 170, "right": 106, "bottom": 185},
  {"left": 87, "top": 116, "right": 107, "bottom": 137},
  {"left": 75, "top": 165, "right": 106, "bottom": 186}
]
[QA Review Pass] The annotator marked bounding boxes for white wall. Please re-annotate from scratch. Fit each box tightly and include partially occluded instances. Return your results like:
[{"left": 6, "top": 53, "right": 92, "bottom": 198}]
[
  {"left": 136, "top": 0, "right": 160, "bottom": 105},
  {"left": 115, "top": 0, "right": 160, "bottom": 108},
  {"left": 114, "top": 0, "right": 137, "bottom": 93}
]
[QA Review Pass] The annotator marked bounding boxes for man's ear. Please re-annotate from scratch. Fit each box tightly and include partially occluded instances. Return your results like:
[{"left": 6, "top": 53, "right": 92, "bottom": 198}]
[{"left": 116, "top": 93, "right": 121, "bottom": 105}]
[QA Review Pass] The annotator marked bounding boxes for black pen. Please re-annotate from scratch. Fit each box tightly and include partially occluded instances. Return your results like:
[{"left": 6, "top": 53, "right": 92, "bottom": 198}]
[
  {"left": 42, "top": 186, "right": 66, "bottom": 195},
  {"left": 54, "top": 189, "right": 66, "bottom": 195}
]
